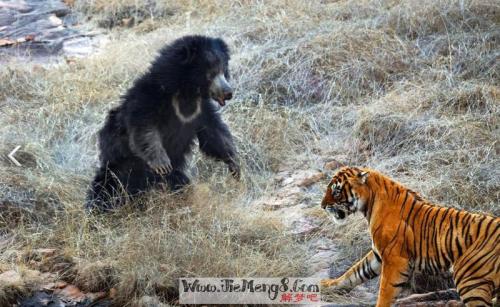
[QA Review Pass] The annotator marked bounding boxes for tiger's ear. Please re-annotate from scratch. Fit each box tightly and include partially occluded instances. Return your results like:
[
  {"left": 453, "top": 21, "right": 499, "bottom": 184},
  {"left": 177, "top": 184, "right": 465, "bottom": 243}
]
[{"left": 358, "top": 171, "right": 369, "bottom": 184}]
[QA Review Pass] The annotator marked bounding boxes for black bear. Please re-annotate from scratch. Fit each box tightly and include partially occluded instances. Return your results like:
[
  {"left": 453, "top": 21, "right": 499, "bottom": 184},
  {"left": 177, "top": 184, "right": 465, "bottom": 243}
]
[{"left": 86, "top": 35, "right": 240, "bottom": 211}]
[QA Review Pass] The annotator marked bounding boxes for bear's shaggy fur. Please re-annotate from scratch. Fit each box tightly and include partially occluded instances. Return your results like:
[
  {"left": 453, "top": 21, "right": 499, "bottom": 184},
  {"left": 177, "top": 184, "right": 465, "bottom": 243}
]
[{"left": 86, "top": 35, "right": 239, "bottom": 211}]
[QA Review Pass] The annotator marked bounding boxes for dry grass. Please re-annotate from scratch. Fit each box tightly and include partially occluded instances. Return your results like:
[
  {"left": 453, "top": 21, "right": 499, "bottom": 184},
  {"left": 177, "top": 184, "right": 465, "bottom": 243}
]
[{"left": 0, "top": 0, "right": 498, "bottom": 305}]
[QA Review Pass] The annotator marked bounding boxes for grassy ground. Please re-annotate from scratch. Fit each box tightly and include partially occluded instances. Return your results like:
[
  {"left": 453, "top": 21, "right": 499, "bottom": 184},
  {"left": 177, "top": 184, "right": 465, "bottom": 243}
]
[{"left": 0, "top": 0, "right": 498, "bottom": 305}]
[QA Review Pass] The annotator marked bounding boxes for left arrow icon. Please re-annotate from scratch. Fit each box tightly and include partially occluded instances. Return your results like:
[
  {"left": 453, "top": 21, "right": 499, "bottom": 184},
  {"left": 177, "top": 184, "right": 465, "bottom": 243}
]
[{"left": 8, "top": 145, "right": 22, "bottom": 166}]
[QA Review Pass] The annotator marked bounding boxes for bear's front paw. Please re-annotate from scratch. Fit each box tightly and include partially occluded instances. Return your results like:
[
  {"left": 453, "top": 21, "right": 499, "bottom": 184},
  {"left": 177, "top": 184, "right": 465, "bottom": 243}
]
[{"left": 147, "top": 154, "right": 172, "bottom": 175}]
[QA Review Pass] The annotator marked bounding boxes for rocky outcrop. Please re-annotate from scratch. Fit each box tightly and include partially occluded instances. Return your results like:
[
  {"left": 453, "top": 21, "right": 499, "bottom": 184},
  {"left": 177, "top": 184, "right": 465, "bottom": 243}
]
[
  {"left": 0, "top": 0, "right": 103, "bottom": 61},
  {"left": 0, "top": 249, "right": 113, "bottom": 306}
]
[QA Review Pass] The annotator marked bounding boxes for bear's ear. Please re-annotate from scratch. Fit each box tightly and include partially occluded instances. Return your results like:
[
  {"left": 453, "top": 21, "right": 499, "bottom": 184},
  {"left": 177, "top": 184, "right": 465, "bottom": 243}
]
[
  {"left": 214, "top": 38, "right": 230, "bottom": 59},
  {"left": 180, "top": 42, "right": 198, "bottom": 64}
]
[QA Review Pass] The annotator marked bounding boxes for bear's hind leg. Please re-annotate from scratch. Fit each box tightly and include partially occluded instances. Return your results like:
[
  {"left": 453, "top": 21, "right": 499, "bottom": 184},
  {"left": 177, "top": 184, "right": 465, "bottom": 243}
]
[
  {"left": 86, "top": 166, "right": 127, "bottom": 211},
  {"left": 86, "top": 160, "right": 153, "bottom": 211}
]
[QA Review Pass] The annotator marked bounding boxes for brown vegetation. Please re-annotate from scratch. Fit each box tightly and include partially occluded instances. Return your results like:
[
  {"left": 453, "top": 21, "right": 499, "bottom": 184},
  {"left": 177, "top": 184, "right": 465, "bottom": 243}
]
[{"left": 0, "top": 0, "right": 498, "bottom": 305}]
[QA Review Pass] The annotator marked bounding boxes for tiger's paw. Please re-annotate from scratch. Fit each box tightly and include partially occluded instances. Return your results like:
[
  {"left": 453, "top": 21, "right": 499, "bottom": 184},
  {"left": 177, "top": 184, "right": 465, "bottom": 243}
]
[
  {"left": 321, "top": 278, "right": 340, "bottom": 288},
  {"left": 321, "top": 279, "right": 351, "bottom": 294}
]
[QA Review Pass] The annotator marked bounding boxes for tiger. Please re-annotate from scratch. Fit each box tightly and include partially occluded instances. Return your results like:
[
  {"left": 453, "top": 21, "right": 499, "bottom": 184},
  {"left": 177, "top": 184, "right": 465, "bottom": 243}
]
[{"left": 320, "top": 166, "right": 499, "bottom": 307}]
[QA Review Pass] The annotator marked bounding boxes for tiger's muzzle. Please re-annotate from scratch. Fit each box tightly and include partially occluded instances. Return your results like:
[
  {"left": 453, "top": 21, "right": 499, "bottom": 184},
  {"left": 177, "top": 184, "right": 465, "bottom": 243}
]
[
  {"left": 322, "top": 200, "right": 356, "bottom": 221},
  {"left": 326, "top": 206, "right": 347, "bottom": 220}
]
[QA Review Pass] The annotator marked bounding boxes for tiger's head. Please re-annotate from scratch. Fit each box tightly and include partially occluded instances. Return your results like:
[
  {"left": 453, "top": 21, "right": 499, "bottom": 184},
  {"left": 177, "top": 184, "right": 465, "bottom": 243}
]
[{"left": 321, "top": 167, "right": 370, "bottom": 224}]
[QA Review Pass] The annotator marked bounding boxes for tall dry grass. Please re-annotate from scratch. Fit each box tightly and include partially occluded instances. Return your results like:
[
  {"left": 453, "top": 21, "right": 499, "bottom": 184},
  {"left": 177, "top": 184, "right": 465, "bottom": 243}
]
[{"left": 0, "top": 0, "right": 498, "bottom": 305}]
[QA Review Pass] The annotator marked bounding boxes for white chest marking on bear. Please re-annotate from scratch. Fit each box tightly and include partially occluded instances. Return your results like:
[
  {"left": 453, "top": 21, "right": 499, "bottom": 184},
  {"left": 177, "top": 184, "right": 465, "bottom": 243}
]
[{"left": 172, "top": 96, "right": 202, "bottom": 124}]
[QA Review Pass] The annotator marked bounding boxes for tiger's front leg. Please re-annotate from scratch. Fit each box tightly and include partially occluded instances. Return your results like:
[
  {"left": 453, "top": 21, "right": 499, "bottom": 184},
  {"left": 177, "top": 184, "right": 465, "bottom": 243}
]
[
  {"left": 321, "top": 250, "right": 381, "bottom": 292},
  {"left": 376, "top": 256, "right": 410, "bottom": 307}
]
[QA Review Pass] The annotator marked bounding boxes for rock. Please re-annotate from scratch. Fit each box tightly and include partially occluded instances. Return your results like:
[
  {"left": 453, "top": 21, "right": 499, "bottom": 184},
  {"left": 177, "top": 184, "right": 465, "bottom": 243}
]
[
  {"left": 20, "top": 290, "right": 111, "bottom": 306},
  {"left": 109, "top": 287, "right": 117, "bottom": 299},
  {"left": 0, "top": 2, "right": 33, "bottom": 12},
  {"left": 0, "top": 269, "right": 42, "bottom": 285},
  {"left": 54, "top": 284, "right": 86, "bottom": 302},
  {"left": 290, "top": 216, "right": 321, "bottom": 238},
  {"left": 297, "top": 172, "right": 326, "bottom": 187},
  {"left": 0, "top": 270, "right": 23, "bottom": 285},
  {"left": 0, "top": 269, "right": 43, "bottom": 306},
  {"left": 257, "top": 192, "right": 301, "bottom": 210},
  {"left": 324, "top": 160, "right": 344, "bottom": 171},
  {"left": 0, "top": 38, "right": 15, "bottom": 46},
  {"left": 0, "top": 0, "right": 104, "bottom": 61},
  {"left": 278, "top": 170, "right": 323, "bottom": 188},
  {"left": 306, "top": 238, "right": 337, "bottom": 278},
  {"left": 62, "top": 36, "right": 102, "bottom": 58},
  {"left": 18, "top": 291, "right": 60, "bottom": 307},
  {"left": 394, "top": 289, "right": 463, "bottom": 307},
  {"left": 21, "top": 282, "right": 111, "bottom": 307},
  {"left": 41, "top": 281, "right": 68, "bottom": 290},
  {"left": 255, "top": 169, "right": 325, "bottom": 210},
  {"left": 86, "top": 290, "right": 108, "bottom": 302},
  {"left": 254, "top": 182, "right": 302, "bottom": 210},
  {"left": 48, "top": 14, "right": 62, "bottom": 26}
]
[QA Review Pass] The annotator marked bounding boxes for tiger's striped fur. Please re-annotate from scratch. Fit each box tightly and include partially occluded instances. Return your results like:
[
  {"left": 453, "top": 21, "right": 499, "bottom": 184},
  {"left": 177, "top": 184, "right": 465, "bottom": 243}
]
[{"left": 320, "top": 166, "right": 499, "bottom": 307}]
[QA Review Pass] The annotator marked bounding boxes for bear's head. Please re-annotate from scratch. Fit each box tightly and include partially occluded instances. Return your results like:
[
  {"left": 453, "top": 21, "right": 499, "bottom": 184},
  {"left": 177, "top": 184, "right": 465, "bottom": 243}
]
[{"left": 158, "top": 35, "right": 233, "bottom": 107}]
